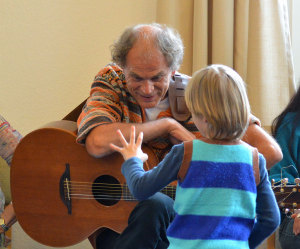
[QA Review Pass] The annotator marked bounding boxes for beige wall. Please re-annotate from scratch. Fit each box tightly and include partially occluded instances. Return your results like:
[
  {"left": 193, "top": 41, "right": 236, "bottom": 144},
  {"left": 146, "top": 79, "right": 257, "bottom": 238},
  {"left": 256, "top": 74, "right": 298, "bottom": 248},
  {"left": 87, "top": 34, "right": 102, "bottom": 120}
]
[{"left": 0, "top": 0, "right": 157, "bottom": 135}]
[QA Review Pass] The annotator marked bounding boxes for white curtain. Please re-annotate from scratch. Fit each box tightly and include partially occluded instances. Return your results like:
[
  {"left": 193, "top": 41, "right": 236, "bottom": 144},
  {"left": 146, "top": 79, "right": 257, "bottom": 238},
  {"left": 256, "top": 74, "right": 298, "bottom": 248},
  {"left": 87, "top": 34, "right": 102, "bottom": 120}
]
[{"left": 156, "top": 0, "right": 296, "bottom": 130}]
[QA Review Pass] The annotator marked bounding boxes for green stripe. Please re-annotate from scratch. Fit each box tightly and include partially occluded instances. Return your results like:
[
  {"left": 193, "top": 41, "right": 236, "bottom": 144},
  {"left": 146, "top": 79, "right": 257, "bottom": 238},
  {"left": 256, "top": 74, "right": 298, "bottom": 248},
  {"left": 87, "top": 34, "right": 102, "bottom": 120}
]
[
  {"left": 174, "top": 187, "right": 256, "bottom": 218},
  {"left": 192, "top": 140, "right": 252, "bottom": 164},
  {"left": 168, "top": 237, "right": 250, "bottom": 249}
]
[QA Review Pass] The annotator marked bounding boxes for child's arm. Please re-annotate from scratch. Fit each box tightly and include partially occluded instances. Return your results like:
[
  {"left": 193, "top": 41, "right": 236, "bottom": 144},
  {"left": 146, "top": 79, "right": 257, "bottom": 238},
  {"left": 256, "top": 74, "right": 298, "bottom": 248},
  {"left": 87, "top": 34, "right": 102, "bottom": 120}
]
[
  {"left": 121, "top": 144, "right": 183, "bottom": 200},
  {"left": 248, "top": 154, "right": 281, "bottom": 248},
  {"left": 110, "top": 125, "right": 183, "bottom": 200}
]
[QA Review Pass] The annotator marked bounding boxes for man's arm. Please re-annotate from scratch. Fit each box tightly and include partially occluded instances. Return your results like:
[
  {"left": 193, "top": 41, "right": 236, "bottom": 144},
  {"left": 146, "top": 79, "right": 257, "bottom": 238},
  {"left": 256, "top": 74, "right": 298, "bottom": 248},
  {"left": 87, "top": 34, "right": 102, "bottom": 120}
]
[
  {"left": 242, "top": 123, "right": 283, "bottom": 170},
  {"left": 86, "top": 118, "right": 195, "bottom": 158}
]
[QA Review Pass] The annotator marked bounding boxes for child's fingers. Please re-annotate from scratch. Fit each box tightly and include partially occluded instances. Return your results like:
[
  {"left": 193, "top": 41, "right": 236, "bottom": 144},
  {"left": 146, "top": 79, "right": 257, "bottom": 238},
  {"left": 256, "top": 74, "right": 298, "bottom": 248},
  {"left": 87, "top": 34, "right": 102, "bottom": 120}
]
[
  {"left": 117, "top": 129, "right": 128, "bottom": 146},
  {"left": 109, "top": 143, "right": 123, "bottom": 153},
  {"left": 136, "top": 131, "right": 143, "bottom": 147},
  {"left": 129, "top": 125, "right": 136, "bottom": 145}
]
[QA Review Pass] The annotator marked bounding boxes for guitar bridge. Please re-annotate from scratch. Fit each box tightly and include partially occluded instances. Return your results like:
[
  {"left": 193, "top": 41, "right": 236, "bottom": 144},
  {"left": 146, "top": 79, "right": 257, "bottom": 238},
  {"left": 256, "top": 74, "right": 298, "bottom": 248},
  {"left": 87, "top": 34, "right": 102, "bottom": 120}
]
[{"left": 59, "top": 163, "right": 72, "bottom": 214}]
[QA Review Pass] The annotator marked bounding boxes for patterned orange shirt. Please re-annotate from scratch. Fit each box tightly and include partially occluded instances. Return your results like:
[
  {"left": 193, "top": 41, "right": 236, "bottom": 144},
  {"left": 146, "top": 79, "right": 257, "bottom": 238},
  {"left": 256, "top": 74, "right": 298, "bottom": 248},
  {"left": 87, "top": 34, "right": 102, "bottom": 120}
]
[{"left": 77, "top": 64, "right": 200, "bottom": 161}]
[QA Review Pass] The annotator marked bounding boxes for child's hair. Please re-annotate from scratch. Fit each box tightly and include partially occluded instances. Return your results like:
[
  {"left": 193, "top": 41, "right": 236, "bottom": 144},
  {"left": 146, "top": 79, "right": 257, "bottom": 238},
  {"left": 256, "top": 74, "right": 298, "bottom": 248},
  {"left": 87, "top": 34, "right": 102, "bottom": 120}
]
[{"left": 185, "top": 64, "right": 250, "bottom": 140}]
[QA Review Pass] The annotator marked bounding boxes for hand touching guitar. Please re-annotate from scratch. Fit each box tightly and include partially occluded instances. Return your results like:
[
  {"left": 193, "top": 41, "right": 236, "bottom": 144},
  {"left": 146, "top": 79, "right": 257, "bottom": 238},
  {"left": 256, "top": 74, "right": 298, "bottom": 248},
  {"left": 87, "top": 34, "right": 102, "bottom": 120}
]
[
  {"left": 110, "top": 126, "right": 148, "bottom": 162},
  {"left": 10, "top": 121, "right": 163, "bottom": 247},
  {"left": 11, "top": 120, "right": 177, "bottom": 247}
]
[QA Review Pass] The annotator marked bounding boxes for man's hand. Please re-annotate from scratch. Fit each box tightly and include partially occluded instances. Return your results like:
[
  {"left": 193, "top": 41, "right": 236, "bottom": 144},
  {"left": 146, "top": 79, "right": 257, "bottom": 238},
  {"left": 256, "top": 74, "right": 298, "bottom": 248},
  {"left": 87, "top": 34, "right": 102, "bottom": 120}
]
[
  {"left": 242, "top": 117, "right": 282, "bottom": 169},
  {"left": 292, "top": 212, "right": 300, "bottom": 236},
  {"left": 167, "top": 118, "right": 195, "bottom": 144},
  {"left": 110, "top": 126, "right": 148, "bottom": 162}
]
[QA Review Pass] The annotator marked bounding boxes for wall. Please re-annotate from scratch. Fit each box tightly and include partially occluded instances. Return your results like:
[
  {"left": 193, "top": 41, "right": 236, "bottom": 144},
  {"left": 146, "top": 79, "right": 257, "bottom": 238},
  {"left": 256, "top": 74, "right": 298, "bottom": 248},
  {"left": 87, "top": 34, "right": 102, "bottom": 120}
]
[
  {"left": 1, "top": 1, "right": 158, "bottom": 248},
  {"left": 0, "top": 0, "right": 157, "bottom": 135},
  {"left": 2, "top": 1, "right": 299, "bottom": 136}
]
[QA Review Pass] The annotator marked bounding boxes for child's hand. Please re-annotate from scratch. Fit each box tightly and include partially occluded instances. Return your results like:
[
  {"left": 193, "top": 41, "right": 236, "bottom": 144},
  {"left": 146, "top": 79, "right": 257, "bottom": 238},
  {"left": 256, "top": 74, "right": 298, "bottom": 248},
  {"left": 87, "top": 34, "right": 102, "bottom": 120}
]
[{"left": 110, "top": 126, "right": 148, "bottom": 162}]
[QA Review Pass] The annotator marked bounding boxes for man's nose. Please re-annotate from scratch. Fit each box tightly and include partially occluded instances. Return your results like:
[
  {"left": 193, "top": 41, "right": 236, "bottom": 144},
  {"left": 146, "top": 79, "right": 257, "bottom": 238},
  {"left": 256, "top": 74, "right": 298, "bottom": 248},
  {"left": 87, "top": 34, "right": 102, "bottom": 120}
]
[{"left": 141, "top": 80, "right": 154, "bottom": 94}]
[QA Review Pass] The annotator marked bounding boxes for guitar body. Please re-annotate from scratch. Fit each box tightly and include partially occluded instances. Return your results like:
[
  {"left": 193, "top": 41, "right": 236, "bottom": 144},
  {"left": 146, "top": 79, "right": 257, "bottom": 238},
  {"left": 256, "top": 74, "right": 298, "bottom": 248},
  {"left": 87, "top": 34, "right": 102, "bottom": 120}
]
[{"left": 11, "top": 120, "right": 159, "bottom": 247}]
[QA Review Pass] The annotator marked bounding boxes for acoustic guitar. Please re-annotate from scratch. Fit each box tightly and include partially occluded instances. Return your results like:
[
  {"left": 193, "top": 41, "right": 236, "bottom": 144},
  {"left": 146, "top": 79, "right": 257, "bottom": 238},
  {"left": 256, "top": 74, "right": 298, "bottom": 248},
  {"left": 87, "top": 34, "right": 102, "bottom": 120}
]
[{"left": 11, "top": 120, "right": 176, "bottom": 247}]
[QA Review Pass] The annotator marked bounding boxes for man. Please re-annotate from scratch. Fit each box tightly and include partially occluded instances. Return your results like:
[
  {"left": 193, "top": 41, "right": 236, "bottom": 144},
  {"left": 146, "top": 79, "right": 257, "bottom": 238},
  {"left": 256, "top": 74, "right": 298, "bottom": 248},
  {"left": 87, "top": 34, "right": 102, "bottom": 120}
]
[{"left": 77, "top": 23, "right": 282, "bottom": 249}]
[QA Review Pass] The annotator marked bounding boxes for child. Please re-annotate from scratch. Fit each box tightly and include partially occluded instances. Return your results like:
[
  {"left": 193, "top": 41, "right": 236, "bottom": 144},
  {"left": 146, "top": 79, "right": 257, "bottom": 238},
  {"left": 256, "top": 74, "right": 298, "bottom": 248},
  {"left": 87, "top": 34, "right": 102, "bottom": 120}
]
[{"left": 110, "top": 64, "right": 280, "bottom": 249}]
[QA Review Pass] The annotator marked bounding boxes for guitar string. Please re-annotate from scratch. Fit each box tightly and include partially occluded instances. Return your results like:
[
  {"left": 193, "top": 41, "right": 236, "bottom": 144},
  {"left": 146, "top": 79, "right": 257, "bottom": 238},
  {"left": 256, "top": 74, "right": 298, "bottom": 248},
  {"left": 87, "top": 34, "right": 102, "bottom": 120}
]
[
  {"left": 63, "top": 183, "right": 176, "bottom": 192},
  {"left": 272, "top": 186, "right": 295, "bottom": 205},
  {"left": 65, "top": 190, "right": 177, "bottom": 199},
  {"left": 280, "top": 165, "right": 298, "bottom": 181},
  {"left": 63, "top": 181, "right": 176, "bottom": 200},
  {"left": 65, "top": 194, "right": 177, "bottom": 201},
  {"left": 64, "top": 193, "right": 176, "bottom": 200},
  {"left": 63, "top": 181, "right": 176, "bottom": 190},
  {"left": 272, "top": 179, "right": 294, "bottom": 205},
  {"left": 64, "top": 180, "right": 175, "bottom": 187}
]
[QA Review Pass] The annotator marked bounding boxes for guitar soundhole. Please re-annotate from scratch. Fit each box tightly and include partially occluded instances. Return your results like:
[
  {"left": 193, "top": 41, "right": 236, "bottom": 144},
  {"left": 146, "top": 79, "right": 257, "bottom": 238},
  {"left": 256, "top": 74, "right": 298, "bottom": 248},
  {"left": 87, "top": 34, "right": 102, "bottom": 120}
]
[{"left": 93, "top": 175, "right": 122, "bottom": 206}]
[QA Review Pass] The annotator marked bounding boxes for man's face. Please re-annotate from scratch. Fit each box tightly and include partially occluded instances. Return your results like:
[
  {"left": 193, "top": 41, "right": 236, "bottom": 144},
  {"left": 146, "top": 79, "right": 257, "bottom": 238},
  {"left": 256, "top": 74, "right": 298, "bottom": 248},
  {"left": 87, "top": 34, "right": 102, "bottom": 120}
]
[{"left": 123, "top": 44, "right": 174, "bottom": 109}]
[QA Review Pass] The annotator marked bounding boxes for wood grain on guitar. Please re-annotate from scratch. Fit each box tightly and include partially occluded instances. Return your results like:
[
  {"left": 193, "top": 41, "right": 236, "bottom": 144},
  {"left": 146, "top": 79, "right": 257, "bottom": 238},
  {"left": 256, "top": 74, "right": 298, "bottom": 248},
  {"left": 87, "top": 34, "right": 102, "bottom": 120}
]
[
  {"left": 272, "top": 177, "right": 300, "bottom": 213},
  {"left": 10, "top": 120, "right": 175, "bottom": 247}
]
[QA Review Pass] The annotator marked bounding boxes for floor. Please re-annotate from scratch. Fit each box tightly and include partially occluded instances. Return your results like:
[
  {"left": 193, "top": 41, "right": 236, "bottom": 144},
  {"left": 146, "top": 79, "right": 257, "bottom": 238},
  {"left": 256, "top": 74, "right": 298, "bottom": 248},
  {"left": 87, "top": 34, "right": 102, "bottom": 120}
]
[
  {"left": 6, "top": 228, "right": 11, "bottom": 249},
  {"left": 11, "top": 222, "right": 93, "bottom": 249}
]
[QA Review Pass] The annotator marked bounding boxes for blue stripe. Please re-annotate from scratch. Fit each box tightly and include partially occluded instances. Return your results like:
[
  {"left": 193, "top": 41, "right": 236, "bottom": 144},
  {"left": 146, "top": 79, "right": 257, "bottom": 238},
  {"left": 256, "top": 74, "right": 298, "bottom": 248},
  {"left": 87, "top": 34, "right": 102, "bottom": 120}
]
[
  {"left": 180, "top": 161, "right": 256, "bottom": 193},
  {"left": 168, "top": 237, "right": 250, "bottom": 249},
  {"left": 174, "top": 187, "right": 256, "bottom": 218},
  {"left": 167, "top": 214, "right": 254, "bottom": 240}
]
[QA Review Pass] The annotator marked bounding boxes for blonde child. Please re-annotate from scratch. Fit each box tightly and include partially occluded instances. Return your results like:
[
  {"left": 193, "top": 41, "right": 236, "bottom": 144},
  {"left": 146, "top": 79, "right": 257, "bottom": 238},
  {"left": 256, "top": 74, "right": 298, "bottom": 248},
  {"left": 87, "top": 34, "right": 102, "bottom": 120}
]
[{"left": 110, "top": 64, "right": 280, "bottom": 249}]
